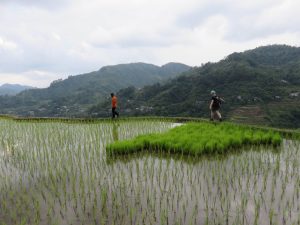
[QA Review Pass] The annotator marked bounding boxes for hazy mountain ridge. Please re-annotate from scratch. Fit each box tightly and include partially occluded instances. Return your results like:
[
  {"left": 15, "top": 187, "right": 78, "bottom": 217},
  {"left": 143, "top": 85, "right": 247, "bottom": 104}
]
[
  {"left": 0, "top": 84, "right": 34, "bottom": 96},
  {"left": 0, "top": 62, "right": 191, "bottom": 116},
  {"left": 1, "top": 45, "right": 299, "bottom": 128}
]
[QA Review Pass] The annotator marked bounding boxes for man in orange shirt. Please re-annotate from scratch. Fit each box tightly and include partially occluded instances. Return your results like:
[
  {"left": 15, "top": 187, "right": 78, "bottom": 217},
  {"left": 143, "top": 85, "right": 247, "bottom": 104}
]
[{"left": 111, "top": 93, "right": 119, "bottom": 119}]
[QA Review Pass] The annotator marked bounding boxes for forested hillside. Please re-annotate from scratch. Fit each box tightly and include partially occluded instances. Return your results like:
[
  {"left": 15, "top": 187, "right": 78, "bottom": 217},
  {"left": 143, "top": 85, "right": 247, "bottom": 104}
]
[
  {"left": 91, "top": 45, "right": 300, "bottom": 128},
  {"left": 0, "top": 63, "right": 190, "bottom": 117}
]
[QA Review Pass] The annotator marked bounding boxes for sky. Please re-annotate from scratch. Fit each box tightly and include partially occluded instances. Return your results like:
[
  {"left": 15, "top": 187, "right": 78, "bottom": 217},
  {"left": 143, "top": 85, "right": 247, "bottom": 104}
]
[{"left": 0, "top": 0, "right": 300, "bottom": 87}]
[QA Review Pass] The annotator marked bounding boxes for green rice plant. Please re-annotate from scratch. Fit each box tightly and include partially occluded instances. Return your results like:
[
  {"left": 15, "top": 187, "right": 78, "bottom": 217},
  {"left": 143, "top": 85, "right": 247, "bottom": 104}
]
[
  {"left": 272, "top": 133, "right": 282, "bottom": 146},
  {"left": 1, "top": 117, "right": 300, "bottom": 225},
  {"left": 107, "top": 122, "right": 283, "bottom": 156}
]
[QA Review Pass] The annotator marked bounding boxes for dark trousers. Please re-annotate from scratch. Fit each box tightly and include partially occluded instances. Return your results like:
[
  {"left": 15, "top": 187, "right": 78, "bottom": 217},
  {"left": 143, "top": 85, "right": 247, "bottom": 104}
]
[{"left": 112, "top": 107, "right": 119, "bottom": 118}]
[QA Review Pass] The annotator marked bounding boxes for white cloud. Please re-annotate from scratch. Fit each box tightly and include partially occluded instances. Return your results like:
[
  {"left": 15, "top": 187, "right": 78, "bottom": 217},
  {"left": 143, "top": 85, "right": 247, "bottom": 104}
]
[
  {"left": 51, "top": 32, "right": 61, "bottom": 41},
  {"left": 0, "top": 37, "right": 18, "bottom": 51},
  {"left": 0, "top": 0, "right": 71, "bottom": 10},
  {"left": 0, "top": 0, "right": 300, "bottom": 87}
]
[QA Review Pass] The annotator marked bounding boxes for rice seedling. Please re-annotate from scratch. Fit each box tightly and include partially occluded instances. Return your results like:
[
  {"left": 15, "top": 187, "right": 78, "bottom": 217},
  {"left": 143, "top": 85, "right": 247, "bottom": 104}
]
[
  {"left": 107, "top": 122, "right": 282, "bottom": 156},
  {"left": 0, "top": 118, "right": 299, "bottom": 224}
]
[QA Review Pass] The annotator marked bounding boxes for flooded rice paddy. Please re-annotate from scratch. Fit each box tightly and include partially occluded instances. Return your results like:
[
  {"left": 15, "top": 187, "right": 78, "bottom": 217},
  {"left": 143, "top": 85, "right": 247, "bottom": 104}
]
[{"left": 0, "top": 119, "right": 299, "bottom": 225}]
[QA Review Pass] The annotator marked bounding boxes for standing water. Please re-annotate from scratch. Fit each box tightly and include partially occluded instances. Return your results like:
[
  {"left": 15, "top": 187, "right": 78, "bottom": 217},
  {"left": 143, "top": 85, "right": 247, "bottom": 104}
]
[{"left": 0, "top": 119, "right": 299, "bottom": 224}]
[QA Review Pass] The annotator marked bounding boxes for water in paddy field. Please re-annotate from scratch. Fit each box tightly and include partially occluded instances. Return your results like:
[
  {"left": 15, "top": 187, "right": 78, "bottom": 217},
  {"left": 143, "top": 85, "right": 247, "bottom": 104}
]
[{"left": 0, "top": 119, "right": 299, "bottom": 225}]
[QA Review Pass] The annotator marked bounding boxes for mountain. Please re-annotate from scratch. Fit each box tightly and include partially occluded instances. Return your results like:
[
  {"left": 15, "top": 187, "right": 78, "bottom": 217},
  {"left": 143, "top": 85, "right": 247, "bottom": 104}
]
[
  {"left": 91, "top": 45, "right": 300, "bottom": 128},
  {"left": 0, "top": 84, "right": 34, "bottom": 96},
  {"left": 0, "top": 62, "right": 191, "bottom": 116}
]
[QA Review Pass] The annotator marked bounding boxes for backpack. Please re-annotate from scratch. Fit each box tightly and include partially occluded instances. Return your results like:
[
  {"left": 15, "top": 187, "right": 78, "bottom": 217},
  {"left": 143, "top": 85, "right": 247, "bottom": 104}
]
[{"left": 212, "top": 96, "right": 222, "bottom": 108}]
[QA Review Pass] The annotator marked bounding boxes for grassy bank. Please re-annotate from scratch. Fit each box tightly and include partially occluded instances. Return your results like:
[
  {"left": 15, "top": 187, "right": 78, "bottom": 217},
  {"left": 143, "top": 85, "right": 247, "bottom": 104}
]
[
  {"left": 107, "top": 122, "right": 282, "bottom": 156},
  {"left": 1, "top": 114, "right": 299, "bottom": 134}
]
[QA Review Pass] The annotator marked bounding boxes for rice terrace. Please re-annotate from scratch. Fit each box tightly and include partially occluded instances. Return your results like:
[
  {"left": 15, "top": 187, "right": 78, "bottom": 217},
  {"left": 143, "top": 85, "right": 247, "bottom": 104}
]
[{"left": 0, "top": 116, "right": 299, "bottom": 225}]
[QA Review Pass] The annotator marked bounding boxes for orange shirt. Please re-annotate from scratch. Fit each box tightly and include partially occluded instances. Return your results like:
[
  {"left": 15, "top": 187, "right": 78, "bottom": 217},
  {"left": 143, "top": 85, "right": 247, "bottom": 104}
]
[{"left": 112, "top": 96, "right": 117, "bottom": 108}]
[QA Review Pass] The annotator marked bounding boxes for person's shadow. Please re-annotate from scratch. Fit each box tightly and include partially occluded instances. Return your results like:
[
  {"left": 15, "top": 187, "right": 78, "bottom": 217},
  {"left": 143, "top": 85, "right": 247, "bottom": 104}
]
[{"left": 112, "top": 122, "right": 119, "bottom": 142}]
